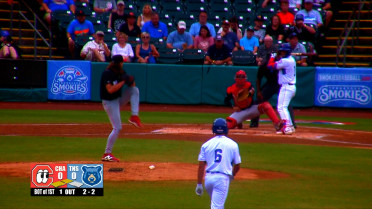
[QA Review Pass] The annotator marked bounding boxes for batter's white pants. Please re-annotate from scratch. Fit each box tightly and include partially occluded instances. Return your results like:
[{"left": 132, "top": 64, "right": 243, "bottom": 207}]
[
  {"left": 205, "top": 173, "right": 231, "bottom": 209},
  {"left": 277, "top": 84, "right": 296, "bottom": 126}
]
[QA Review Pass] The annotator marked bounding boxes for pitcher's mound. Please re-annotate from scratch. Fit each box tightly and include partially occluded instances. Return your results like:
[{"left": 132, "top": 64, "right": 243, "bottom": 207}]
[{"left": 0, "top": 161, "right": 288, "bottom": 181}]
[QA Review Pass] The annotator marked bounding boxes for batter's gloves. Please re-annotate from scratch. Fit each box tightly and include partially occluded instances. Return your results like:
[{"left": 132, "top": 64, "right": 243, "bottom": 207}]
[{"left": 195, "top": 184, "right": 204, "bottom": 196}]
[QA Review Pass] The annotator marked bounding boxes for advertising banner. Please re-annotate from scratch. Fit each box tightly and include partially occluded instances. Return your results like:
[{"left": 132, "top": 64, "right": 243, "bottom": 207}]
[
  {"left": 315, "top": 67, "right": 372, "bottom": 108},
  {"left": 47, "top": 61, "right": 91, "bottom": 100}
]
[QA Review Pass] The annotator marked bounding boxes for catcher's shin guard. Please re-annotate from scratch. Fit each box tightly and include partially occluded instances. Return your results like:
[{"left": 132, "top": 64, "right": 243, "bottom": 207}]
[
  {"left": 258, "top": 102, "right": 280, "bottom": 125},
  {"left": 226, "top": 117, "right": 237, "bottom": 129}
]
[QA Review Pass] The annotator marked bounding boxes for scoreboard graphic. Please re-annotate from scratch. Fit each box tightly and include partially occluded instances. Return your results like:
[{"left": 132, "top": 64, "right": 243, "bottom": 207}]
[{"left": 30, "top": 163, "right": 103, "bottom": 196}]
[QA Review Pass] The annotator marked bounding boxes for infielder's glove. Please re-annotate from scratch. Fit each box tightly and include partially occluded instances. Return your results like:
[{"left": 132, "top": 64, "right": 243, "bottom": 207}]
[
  {"left": 195, "top": 184, "right": 204, "bottom": 196},
  {"left": 121, "top": 74, "right": 135, "bottom": 86}
]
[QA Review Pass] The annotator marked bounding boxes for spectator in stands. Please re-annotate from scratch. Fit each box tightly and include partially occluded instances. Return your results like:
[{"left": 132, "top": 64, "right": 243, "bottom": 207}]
[
  {"left": 219, "top": 20, "right": 239, "bottom": 53},
  {"left": 314, "top": 0, "right": 333, "bottom": 28},
  {"left": 67, "top": 9, "right": 95, "bottom": 58},
  {"left": 135, "top": 32, "right": 159, "bottom": 63},
  {"left": 256, "top": 35, "right": 277, "bottom": 68},
  {"left": 217, "top": 16, "right": 243, "bottom": 40},
  {"left": 141, "top": 12, "right": 168, "bottom": 41},
  {"left": 266, "top": 15, "right": 285, "bottom": 42},
  {"left": 262, "top": 0, "right": 302, "bottom": 11},
  {"left": 108, "top": 0, "right": 127, "bottom": 32},
  {"left": 296, "top": 0, "right": 323, "bottom": 29},
  {"left": 42, "top": 0, "right": 75, "bottom": 25},
  {"left": 166, "top": 21, "right": 193, "bottom": 52},
  {"left": 253, "top": 15, "right": 266, "bottom": 43},
  {"left": 94, "top": 0, "right": 117, "bottom": 14},
  {"left": 189, "top": 11, "right": 216, "bottom": 39},
  {"left": 286, "top": 14, "right": 316, "bottom": 43},
  {"left": 204, "top": 35, "right": 232, "bottom": 65},
  {"left": 277, "top": 0, "right": 295, "bottom": 26},
  {"left": 75, "top": 0, "right": 89, "bottom": 3},
  {"left": 119, "top": 12, "right": 141, "bottom": 38},
  {"left": 194, "top": 25, "right": 214, "bottom": 53},
  {"left": 111, "top": 32, "right": 134, "bottom": 63},
  {"left": 137, "top": 4, "right": 153, "bottom": 29},
  {"left": 288, "top": 32, "right": 308, "bottom": 66},
  {"left": 240, "top": 26, "right": 259, "bottom": 54},
  {"left": 80, "top": 31, "right": 111, "bottom": 62},
  {"left": 0, "top": 30, "right": 20, "bottom": 59}
]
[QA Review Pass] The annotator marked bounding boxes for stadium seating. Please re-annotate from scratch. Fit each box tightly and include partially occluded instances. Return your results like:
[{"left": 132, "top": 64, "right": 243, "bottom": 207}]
[
  {"left": 182, "top": 49, "right": 206, "bottom": 65},
  {"left": 157, "top": 48, "right": 182, "bottom": 64}
]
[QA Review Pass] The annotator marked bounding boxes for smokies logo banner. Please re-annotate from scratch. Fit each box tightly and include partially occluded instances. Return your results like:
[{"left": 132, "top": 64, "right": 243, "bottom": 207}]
[
  {"left": 47, "top": 61, "right": 91, "bottom": 100},
  {"left": 315, "top": 67, "right": 372, "bottom": 108}
]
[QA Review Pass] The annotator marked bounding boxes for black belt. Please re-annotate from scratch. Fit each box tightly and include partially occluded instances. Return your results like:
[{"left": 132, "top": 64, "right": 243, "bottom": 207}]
[
  {"left": 282, "top": 83, "right": 294, "bottom": 85},
  {"left": 206, "top": 171, "right": 230, "bottom": 176}
]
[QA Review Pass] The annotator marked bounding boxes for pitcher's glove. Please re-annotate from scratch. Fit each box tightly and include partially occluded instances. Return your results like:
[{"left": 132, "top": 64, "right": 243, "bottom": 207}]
[{"left": 121, "top": 74, "right": 135, "bottom": 86}]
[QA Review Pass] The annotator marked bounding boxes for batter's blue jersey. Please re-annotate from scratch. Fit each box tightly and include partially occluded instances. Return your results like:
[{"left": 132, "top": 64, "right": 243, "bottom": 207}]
[{"left": 198, "top": 135, "right": 241, "bottom": 176}]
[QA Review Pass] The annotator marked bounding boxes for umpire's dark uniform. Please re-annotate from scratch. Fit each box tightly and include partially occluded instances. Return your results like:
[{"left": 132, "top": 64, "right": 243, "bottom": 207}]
[{"left": 250, "top": 45, "right": 296, "bottom": 128}]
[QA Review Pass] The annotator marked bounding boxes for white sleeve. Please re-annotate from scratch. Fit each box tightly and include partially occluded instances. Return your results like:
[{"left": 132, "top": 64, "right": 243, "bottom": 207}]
[
  {"left": 233, "top": 144, "right": 241, "bottom": 165},
  {"left": 198, "top": 146, "right": 206, "bottom": 162},
  {"left": 81, "top": 41, "right": 91, "bottom": 55},
  {"left": 275, "top": 59, "right": 287, "bottom": 70},
  {"left": 111, "top": 43, "right": 118, "bottom": 57}
]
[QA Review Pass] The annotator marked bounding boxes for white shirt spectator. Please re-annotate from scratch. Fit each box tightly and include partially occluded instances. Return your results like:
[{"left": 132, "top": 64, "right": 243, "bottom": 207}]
[
  {"left": 81, "top": 40, "right": 107, "bottom": 61},
  {"left": 111, "top": 43, "right": 134, "bottom": 60}
]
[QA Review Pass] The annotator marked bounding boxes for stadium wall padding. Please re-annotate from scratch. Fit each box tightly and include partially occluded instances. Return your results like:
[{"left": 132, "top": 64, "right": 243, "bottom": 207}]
[{"left": 0, "top": 60, "right": 315, "bottom": 107}]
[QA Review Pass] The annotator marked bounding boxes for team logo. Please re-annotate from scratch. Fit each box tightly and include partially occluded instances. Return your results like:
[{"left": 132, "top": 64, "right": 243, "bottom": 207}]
[
  {"left": 51, "top": 65, "right": 88, "bottom": 95},
  {"left": 318, "top": 85, "right": 371, "bottom": 105},
  {"left": 31, "top": 165, "right": 54, "bottom": 187},
  {"left": 81, "top": 165, "right": 103, "bottom": 187}
]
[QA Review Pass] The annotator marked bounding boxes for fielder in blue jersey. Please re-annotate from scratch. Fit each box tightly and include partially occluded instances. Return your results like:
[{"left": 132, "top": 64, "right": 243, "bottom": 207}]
[
  {"left": 100, "top": 55, "right": 142, "bottom": 162},
  {"left": 196, "top": 118, "right": 241, "bottom": 209}
]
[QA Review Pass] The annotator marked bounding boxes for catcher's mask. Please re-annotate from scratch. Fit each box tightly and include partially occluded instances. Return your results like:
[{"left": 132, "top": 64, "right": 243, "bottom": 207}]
[
  {"left": 212, "top": 118, "right": 228, "bottom": 135},
  {"left": 235, "top": 70, "right": 247, "bottom": 87}
]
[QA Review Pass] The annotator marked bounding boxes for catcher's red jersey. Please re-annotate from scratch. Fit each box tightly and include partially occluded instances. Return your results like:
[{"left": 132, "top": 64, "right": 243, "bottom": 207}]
[{"left": 226, "top": 82, "right": 253, "bottom": 109}]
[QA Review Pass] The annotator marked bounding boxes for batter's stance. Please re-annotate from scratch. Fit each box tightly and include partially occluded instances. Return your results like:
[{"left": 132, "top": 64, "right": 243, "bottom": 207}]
[
  {"left": 196, "top": 118, "right": 241, "bottom": 209},
  {"left": 268, "top": 43, "right": 296, "bottom": 135},
  {"left": 224, "top": 70, "right": 283, "bottom": 132},
  {"left": 100, "top": 55, "right": 142, "bottom": 162}
]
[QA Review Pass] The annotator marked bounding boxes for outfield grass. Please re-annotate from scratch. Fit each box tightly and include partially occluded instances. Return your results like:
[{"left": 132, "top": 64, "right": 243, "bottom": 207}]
[{"left": 0, "top": 109, "right": 372, "bottom": 208}]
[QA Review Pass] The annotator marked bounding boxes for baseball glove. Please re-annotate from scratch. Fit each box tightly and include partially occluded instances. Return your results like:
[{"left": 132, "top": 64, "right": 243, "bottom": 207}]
[{"left": 121, "top": 74, "right": 135, "bottom": 86}]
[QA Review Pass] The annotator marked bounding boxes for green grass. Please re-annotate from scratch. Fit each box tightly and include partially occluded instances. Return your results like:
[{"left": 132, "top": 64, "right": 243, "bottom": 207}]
[
  {"left": 1, "top": 136, "right": 372, "bottom": 208},
  {"left": 0, "top": 108, "right": 372, "bottom": 208}
]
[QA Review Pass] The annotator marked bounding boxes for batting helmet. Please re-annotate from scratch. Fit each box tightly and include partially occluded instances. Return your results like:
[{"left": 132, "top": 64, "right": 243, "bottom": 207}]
[
  {"left": 212, "top": 118, "right": 228, "bottom": 135},
  {"left": 278, "top": 43, "right": 292, "bottom": 58}
]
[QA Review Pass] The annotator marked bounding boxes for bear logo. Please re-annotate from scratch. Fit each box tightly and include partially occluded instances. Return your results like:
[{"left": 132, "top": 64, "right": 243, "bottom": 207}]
[{"left": 82, "top": 165, "right": 102, "bottom": 187}]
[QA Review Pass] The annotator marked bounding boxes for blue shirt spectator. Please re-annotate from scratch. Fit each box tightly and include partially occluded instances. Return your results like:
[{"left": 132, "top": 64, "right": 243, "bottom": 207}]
[
  {"left": 239, "top": 27, "right": 259, "bottom": 54},
  {"left": 296, "top": 0, "right": 323, "bottom": 28},
  {"left": 189, "top": 11, "right": 216, "bottom": 38},
  {"left": 67, "top": 18, "right": 95, "bottom": 41},
  {"left": 141, "top": 12, "right": 168, "bottom": 40},
  {"left": 43, "top": 0, "right": 74, "bottom": 12},
  {"left": 166, "top": 21, "right": 193, "bottom": 51}
]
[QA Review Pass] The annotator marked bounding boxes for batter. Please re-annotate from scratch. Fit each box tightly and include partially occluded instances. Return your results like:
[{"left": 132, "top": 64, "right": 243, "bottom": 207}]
[
  {"left": 268, "top": 43, "right": 297, "bottom": 134},
  {"left": 196, "top": 118, "right": 241, "bottom": 209}
]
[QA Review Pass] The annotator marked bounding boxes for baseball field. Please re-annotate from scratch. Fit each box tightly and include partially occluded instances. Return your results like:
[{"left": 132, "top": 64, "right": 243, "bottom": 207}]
[{"left": 0, "top": 102, "right": 372, "bottom": 209}]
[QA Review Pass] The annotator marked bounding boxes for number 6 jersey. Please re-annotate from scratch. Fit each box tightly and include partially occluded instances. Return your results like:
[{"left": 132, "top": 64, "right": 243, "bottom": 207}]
[{"left": 198, "top": 135, "right": 241, "bottom": 176}]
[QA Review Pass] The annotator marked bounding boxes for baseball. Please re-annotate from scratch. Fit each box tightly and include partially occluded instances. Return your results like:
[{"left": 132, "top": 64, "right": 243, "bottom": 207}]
[{"left": 149, "top": 165, "right": 155, "bottom": 170}]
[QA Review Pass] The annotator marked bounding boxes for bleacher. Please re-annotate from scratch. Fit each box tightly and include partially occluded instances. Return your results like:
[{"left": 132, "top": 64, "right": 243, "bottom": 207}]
[{"left": 2, "top": 0, "right": 371, "bottom": 67}]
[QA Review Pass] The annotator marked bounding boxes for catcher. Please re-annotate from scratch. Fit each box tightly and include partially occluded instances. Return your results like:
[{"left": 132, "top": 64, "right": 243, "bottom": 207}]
[{"left": 225, "top": 70, "right": 283, "bottom": 132}]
